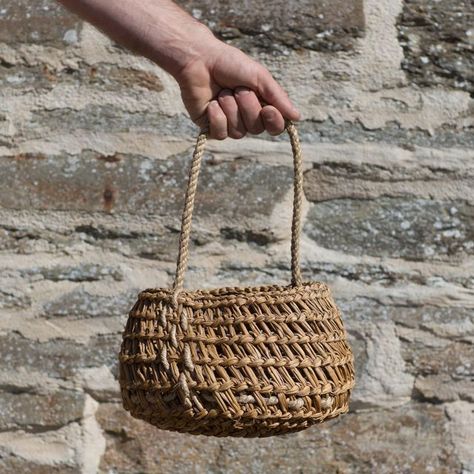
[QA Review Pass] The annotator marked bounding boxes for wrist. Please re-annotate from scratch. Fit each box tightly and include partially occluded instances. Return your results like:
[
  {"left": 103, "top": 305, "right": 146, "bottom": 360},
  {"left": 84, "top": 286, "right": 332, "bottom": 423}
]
[{"left": 151, "top": 22, "right": 219, "bottom": 79}]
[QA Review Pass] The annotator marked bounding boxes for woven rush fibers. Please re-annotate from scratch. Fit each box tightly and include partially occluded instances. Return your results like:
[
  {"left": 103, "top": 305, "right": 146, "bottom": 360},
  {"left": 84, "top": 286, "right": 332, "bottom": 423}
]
[
  {"left": 119, "top": 282, "right": 354, "bottom": 437},
  {"left": 119, "top": 122, "right": 355, "bottom": 437}
]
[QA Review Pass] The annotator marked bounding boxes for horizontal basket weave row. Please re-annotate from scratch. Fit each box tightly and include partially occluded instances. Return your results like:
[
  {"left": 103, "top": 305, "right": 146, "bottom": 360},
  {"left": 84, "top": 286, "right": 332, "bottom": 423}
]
[{"left": 119, "top": 122, "right": 355, "bottom": 437}]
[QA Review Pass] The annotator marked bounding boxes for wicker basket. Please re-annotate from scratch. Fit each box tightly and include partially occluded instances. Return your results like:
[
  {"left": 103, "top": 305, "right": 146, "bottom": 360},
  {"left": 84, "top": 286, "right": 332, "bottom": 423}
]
[{"left": 119, "top": 122, "right": 355, "bottom": 437}]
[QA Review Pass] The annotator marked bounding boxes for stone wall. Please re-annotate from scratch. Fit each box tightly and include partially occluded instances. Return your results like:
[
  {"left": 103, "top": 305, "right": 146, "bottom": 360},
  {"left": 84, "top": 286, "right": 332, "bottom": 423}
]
[{"left": 0, "top": 0, "right": 473, "bottom": 472}]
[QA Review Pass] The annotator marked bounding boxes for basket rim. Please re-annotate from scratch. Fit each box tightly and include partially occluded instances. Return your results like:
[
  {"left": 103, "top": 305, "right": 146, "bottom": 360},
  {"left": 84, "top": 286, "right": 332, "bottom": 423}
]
[{"left": 137, "top": 281, "right": 330, "bottom": 307}]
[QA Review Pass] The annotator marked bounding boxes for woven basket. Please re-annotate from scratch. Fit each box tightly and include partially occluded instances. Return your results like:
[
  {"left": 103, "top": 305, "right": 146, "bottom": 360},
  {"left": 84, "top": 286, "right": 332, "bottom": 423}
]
[{"left": 119, "top": 122, "right": 355, "bottom": 437}]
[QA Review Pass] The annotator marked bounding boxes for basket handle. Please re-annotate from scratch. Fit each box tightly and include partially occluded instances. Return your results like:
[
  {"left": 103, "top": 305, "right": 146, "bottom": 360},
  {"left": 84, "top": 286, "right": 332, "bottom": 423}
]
[{"left": 171, "top": 120, "right": 304, "bottom": 302}]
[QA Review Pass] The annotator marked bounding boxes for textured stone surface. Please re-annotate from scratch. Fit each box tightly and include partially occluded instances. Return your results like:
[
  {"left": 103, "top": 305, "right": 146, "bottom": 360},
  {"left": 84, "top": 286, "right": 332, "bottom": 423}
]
[
  {"left": 42, "top": 287, "right": 137, "bottom": 319},
  {"left": 23, "top": 263, "right": 124, "bottom": 282},
  {"left": 178, "top": 0, "right": 365, "bottom": 53},
  {"left": 0, "top": 287, "right": 31, "bottom": 309},
  {"left": 304, "top": 154, "right": 474, "bottom": 203},
  {"left": 305, "top": 198, "right": 474, "bottom": 261},
  {"left": 0, "top": 0, "right": 80, "bottom": 45},
  {"left": 296, "top": 120, "right": 474, "bottom": 149},
  {"left": 0, "top": 423, "right": 85, "bottom": 473},
  {"left": 96, "top": 402, "right": 461, "bottom": 473},
  {"left": 0, "top": 0, "right": 473, "bottom": 471},
  {"left": 398, "top": 0, "right": 474, "bottom": 93},
  {"left": 339, "top": 299, "right": 474, "bottom": 408},
  {"left": 0, "top": 333, "right": 120, "bottom": 379},
  {"left": 0, "top": 152, "right": 292, "bottom": 225},
  {"left": 0, "top": 390, "right": 84, "bottom": 430},
  {"left": 0, "top": 64, "right": 165, "bottom": 93}
]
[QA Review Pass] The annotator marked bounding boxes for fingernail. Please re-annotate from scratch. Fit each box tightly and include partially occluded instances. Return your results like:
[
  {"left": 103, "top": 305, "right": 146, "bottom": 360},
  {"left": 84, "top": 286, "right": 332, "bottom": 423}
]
[
  {"left": 235, "top": 86, "right": 250, "bottom": 95},
  {"left": 219, "top": 89, "right": 233, "bottom": 97}
]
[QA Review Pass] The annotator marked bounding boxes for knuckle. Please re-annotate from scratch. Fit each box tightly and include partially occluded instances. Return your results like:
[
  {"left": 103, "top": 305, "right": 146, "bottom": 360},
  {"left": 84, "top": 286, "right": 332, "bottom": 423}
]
[
  {"left": 215, "top": 131, "right": 228, "bottom": 140},
  {"left": 248, "top": 126, "right": 264, "bottom": 135},
  {"left": 218, "top": 89, "right": 234, "bottom": 99},
  {"left": 268, "top": 126, "right": 284, "bottom": 136},
  {"left": 229, "top": 130, "right": 246, "bottom": 139}
]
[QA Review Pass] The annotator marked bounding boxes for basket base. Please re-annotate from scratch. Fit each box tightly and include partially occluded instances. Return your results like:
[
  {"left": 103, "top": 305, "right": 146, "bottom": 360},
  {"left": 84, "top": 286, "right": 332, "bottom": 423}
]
[{"left": 121, "top": 392, "right": 351, "bottom": 438}]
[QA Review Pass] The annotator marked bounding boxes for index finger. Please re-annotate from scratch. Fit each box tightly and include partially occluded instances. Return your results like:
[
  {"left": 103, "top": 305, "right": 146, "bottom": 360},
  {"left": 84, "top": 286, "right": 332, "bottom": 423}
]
[{"left": 256, "top": 68, "right": 301, "bottom": 121}]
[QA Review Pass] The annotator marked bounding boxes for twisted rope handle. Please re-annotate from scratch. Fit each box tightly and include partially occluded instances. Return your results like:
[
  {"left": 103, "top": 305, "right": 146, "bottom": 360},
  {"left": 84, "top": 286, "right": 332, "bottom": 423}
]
[{"left": 172, "top": 120, "right": 304, "bottom": 303}]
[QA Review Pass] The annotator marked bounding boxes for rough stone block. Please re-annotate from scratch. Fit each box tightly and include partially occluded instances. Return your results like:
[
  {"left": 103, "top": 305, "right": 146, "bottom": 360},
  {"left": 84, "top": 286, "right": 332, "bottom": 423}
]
[
  {"left": 304, "top": 157, "right": 474, "bottom": 204},
  {"left": 0, "top": 333, "right": 120, "bottom": 379},
  {"left": 42, "top": 288, "right": 137, "bottom": 319},
  {"left": 177, "top": 0, "right": 365, "bottom": 53},
  {"left": 341, "top": 299, "right": 474, "bottom": 404},
  {"left": 398, "top": 0, "right": 474, "bottom": 93},
  {"left": 24, "top": 263, "right": 124, "bottom": 282},
  {"left": 0, "top": 211, "right": 184, "bottom": 261},
  {"left": 0, "top": 0, "right": 80, "bottom": 46},
  {"left": 0, "top": 390, "right": 84, "bottom": 431},
  {"left": 0, "top": 151, "right": 292, "bottom": 226},
  {"left": 28, "top": 106, "right": 195, "bottom": 138},
  {"left": 0, "top": 64, "right": 164, "bottom": 93},
  {"left": 304, "top": 198, "right": 473, "bottom": 261},
  {"left": 96, "top": 402, "right": 461, "bottom": 473},
  {"left": 0, "top": 423, "right": 82, "bottom": 473},
  {"left": 0, "top": 287, "right": 31, "bottom": 309}
]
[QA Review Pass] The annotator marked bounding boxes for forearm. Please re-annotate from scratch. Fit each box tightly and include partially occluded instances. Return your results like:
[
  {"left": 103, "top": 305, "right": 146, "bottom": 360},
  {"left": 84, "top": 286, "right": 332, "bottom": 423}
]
[{"left": 57, "top": 0, "right": 216, "bottom": 78}]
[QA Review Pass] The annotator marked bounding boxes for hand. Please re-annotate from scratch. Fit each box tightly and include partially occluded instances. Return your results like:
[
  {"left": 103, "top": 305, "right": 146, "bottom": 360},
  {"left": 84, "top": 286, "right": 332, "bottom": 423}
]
[
  {"left": 174, "top": 41, "right": 301, "bottom": 140},
  {"left": 56, "top": 0, "right": 300, "bottom": 139}
]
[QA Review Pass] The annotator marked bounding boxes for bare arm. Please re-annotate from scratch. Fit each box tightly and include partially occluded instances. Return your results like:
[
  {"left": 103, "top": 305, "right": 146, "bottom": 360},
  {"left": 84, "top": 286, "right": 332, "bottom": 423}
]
[{"left": 57, "top": 0, "right": 301, "bottom": 139}]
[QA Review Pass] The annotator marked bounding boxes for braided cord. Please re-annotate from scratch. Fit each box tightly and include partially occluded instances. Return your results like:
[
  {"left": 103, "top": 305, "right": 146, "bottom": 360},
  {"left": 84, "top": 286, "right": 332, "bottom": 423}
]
[
  {"left": 287, "top": 122, "right": 303, "bottom": 286},
  {"left": 172, "top": 120, "right": 304, "bottom": 301}
]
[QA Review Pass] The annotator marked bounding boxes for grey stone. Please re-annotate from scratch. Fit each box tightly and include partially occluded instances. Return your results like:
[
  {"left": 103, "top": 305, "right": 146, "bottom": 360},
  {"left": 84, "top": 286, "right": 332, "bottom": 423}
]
[
  {"left": 304, "top": 159, "right": 474, "bottom": 204},
  {"left": 73, "top": 223, "right": 183, "bottom": 262},
  {"left": 42, "top": 287, "right": 137, "bottom": 319},
  {"left": 0, "top": 459, "right": 78, "bottom": 474},
  {"left": 304, "top": 198, "right": 474, "bottom": 261},
  {"left": 387, "top": 304, "right": 474, "bottom": 342},
  {"left": 294, "top": 119, "right": 474, "bottom": 150},
  {"left": 0, "top": 390, "right": 84, "bottom": 430},
  {"left": 414, "top": 374, "right": 474, "bottom": 403},
  {"left": 398, "top": 0, "right": 474, "bottom": 93},
  {"left": 96, "top": 402, "right": 461, "bottom": 473},
  {"left": 0, "top": 216, "right": 182, "bottom": 261},
  {"left": 0, "top": 64, "right": 165, "bottom": 93},
  {"left": 303, "top": 260, "right": 421, "bottom": 287},
  {"left": 177, "top": 0, "right": 365, "bottom": 54},
  {"left": 0, "top": 0, "right": 80, "bottom": 46},
  {"left": 340, "top": 299, "right": 474, "bottom": 404},
  {"left": 445, "top": 401, "right": 474, "bottom": 473},
  {"left": 0, "top": 333, "right": 120, "bottom": 379},
  {"left": 0, "top": 224, "right": 67, "bottom": 255},
  {"left": 24, "top": 263, "right": 123, "bottom": 282},
  {"left": 399, "top": 333, "right": 474, "bottom": 384},
  {"left": 28, "top": 106, "right": 196, "bottom": 139},
  {"left": 0, "top": 151, "right": 293, "bottom": 226},
  {"left": 0, "top": 288, "right": 31, "bottom": 309}
]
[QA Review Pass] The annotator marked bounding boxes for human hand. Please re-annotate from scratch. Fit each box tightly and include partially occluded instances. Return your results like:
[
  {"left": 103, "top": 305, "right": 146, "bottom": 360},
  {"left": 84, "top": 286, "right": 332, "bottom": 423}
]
[
  {"left": 56, "top": 0, "right": 299, "bottom": 139},
  {"left": 174, "top": 40, "right": 301, "bottom": 140}
]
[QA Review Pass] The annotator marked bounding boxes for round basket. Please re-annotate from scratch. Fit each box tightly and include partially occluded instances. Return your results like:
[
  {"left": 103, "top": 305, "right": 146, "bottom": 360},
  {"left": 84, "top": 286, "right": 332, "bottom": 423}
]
[{"left": 119, "top": 122, "right": 355, "bottom": 437}]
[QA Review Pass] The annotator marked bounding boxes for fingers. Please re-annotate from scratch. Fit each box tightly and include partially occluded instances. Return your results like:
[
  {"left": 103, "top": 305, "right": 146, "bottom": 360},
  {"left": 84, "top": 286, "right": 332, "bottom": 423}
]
[
  {"left": 207, "top": 88, "right": 290, "bottom": 139},
  {"left": 256, "top": 68, "right": 301, "bottom": 122},
  {"left": 207, "top": 100, "right": 228, "bottom": 140},
  {"left": 261, "top": 105, "right": 286, "bottom": 136},
  {"left": 217, "top": 90, "right": 246, "bottom": 139},
  {"left": 234, "top": 87, "right": 265, "bottom": 135}
]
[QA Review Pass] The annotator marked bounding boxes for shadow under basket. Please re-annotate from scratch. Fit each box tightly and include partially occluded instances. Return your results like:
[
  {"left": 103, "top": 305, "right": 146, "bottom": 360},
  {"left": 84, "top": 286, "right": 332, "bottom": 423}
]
[{"left": 119, "top": 122, "right": 355, "bottom": 437}]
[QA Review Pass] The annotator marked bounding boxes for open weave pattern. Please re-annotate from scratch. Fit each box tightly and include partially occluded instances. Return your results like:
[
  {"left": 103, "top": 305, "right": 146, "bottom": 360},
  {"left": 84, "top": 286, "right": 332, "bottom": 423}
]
[
  {"left": 119, "top": 283, "right": 354, "bottom": 437},
  {"left": 119, "top": 122, "right": 355, "bottom": 437}
]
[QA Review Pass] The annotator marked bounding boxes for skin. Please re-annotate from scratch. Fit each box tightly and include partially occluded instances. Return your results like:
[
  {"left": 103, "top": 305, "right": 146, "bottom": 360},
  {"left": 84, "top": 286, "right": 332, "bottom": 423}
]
[{"left": 57, "top": 0, "right": 301, "bottom": 139}]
